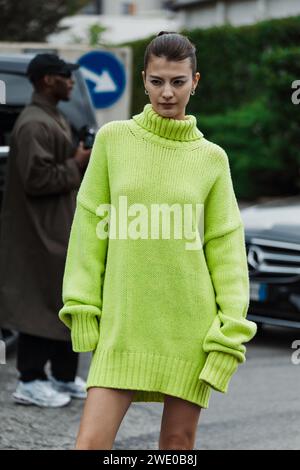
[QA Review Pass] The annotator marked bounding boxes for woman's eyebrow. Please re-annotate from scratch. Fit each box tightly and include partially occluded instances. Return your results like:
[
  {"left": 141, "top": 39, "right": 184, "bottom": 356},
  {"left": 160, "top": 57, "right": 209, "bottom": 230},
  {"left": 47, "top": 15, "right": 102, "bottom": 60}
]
[{"left": 149, "top": 75, "right": 187, "bottom": 79}]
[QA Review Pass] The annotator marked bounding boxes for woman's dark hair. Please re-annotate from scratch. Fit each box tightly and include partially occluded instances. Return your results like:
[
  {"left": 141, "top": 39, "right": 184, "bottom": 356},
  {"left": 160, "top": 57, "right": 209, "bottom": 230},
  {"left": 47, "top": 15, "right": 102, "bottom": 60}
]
[{"left": 144, "top": 31, "right": 197, "bottom": 76}]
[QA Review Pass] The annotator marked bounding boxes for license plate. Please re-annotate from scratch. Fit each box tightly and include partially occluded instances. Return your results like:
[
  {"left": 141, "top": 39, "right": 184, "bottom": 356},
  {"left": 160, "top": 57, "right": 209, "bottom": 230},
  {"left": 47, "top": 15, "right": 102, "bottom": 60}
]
[{"left": 250, "top": 282, "right": 268, "bottom": 301}]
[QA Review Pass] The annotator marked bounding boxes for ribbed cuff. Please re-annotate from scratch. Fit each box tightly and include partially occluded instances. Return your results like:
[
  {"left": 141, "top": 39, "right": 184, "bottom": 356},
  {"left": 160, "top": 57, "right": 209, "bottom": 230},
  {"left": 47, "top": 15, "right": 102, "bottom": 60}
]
[
  {"left": 71, "top": 313, "right": 100, "bottom": 352},
  {"left": 198, "top": 351, "right": 239, "bottom": 393}
]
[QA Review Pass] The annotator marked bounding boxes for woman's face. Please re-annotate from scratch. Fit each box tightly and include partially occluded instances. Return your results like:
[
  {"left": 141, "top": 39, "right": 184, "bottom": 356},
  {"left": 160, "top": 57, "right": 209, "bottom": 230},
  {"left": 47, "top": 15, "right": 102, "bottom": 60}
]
[{"left": 142, "top": 55, "right": 200, "bottom": 120}]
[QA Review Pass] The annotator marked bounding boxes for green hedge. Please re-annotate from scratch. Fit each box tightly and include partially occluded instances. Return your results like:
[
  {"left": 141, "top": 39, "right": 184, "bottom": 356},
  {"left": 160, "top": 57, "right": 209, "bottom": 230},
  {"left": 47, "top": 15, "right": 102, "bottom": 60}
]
[
  {"left": 120, "top": 15, "right": 300, "bottom": 116},
  {"left": 198, "top": 99, "right": 273, "bottom": 199},
  {"left": 119, "top": 16, "right": 300, "bottom": 198},
  {"left": 199, "top": 46, "right": 300, "bottom": 198}
]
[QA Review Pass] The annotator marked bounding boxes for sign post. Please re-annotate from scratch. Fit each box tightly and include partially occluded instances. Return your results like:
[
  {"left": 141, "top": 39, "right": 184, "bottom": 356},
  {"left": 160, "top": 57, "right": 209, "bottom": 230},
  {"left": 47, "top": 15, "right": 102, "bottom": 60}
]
[{"left": 78, "top": 50, "right": 126, "bottom": 110}]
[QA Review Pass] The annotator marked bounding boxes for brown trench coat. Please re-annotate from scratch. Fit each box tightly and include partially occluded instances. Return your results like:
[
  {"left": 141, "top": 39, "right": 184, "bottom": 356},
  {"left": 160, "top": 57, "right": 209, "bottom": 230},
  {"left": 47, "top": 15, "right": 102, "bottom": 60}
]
[{"left": 0, "top": 92, "right": 83, "bottom": 341}]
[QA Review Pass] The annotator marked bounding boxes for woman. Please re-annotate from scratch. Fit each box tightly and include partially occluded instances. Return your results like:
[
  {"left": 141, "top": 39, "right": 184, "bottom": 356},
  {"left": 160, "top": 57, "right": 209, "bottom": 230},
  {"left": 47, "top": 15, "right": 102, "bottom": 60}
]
[{"left": 59, "top": 31, "right": 257, "bottom": 450}]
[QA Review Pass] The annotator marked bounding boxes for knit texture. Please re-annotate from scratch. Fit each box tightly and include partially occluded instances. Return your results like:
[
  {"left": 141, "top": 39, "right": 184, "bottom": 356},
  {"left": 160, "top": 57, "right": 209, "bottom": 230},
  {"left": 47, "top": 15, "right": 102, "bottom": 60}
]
[{"left": 59, "top": 103, "right": 257, "bottom": 407}]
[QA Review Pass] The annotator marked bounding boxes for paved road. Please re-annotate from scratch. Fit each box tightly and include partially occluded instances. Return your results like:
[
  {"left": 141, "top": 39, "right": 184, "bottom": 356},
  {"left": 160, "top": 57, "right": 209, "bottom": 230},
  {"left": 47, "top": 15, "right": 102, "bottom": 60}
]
[{"left": 1, "top": 324, "right": 300, "bottom": 450}]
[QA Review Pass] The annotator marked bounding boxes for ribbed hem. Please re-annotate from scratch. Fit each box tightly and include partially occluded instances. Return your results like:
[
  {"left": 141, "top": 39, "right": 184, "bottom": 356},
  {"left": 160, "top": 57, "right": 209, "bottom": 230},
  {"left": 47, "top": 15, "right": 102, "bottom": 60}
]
[
  {"left": 198, "top": 351, "right": 239, "bottom": 393},
  {"left": 86, "top": 348, "right": 212, "bottom": 408},
  {"left": 70, "top": 313, "right": 100, "bottom": 352}
]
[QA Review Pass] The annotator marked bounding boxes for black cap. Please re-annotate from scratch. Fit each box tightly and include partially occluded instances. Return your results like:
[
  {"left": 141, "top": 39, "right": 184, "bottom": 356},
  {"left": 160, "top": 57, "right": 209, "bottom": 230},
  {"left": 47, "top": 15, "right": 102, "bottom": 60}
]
[{"left": 26, "top": 53, "right": 79, "bottom": 81}]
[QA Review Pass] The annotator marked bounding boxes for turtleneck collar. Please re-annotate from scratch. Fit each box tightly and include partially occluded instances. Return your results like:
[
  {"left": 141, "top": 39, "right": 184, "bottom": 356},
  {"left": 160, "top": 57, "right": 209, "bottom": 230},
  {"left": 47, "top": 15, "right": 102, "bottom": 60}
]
[{"left": 132, "top": 103, "right": 203, "bottom": 142}]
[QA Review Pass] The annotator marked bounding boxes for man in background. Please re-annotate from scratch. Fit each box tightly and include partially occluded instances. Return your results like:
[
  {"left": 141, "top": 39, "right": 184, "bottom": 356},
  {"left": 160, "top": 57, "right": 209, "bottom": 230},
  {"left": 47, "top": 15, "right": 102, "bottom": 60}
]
[{"left": 0, "top": 54, "right": 91, "bottom": 407}]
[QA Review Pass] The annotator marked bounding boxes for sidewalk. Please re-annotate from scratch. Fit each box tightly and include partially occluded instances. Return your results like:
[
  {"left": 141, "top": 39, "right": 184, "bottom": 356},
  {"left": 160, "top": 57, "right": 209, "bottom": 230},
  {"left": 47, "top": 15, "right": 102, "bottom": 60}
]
[
  {"left": 0, "top": 350, "right": 89, "bottom": 450},
  {"left": 1, "top": 328, "right": 300, "bottom": 450}
]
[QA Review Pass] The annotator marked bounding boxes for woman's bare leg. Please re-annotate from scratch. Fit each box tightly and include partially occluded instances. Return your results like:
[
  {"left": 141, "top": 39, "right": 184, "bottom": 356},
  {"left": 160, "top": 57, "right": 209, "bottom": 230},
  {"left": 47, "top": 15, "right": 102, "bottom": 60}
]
[
  {"left": 158, "top": 394, "right": 202, "bottom": 450},
  {"left": 75, "top": 387, "right": 136, "bottom": 450}
]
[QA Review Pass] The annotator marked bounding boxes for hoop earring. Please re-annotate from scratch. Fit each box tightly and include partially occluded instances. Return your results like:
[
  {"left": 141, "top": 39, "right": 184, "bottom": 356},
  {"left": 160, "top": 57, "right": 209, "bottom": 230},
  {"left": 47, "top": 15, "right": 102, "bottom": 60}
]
[
  {"left": 144, "top": 89, "right": 149, "bottom": 95},
  {"left": 191, "top": 89, "right": 195, "bottom": 95}
]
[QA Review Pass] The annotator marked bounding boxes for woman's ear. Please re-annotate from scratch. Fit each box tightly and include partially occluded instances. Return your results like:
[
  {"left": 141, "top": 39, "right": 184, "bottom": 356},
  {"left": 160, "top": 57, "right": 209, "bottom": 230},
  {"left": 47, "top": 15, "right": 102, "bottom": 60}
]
[{"left": 193, "top": 72, "right": 201, "bottom": 90}]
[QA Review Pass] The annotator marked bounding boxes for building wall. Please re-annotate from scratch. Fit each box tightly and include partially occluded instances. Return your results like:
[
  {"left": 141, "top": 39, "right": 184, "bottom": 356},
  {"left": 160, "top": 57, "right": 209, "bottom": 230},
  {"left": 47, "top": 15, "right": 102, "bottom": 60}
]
[
  {"left": 101, "top": 0, "right": 166, "bottom": 15},
  {"left": 176, "top": 0, "right": 300, "bottom": 29}
]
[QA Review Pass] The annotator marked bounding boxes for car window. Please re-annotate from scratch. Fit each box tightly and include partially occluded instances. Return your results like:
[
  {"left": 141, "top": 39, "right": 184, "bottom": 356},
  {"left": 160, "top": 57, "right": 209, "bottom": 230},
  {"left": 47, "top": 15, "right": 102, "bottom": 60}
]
[
  {"left": 0, "top": 73, "right": 32, "bottom": 105},
  {"left": 0, "top": 70, "right": 97, "bottom": 132}
]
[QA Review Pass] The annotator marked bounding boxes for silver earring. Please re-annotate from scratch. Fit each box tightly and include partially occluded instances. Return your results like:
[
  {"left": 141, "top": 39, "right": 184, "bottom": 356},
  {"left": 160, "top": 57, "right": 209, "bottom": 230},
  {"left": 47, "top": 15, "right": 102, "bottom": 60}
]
[
  {"left": 144, "top": 89, "right": 149, "bottom": 95},
  {"left": 191, "top": 88, "right": 195, "bottom": 95}
]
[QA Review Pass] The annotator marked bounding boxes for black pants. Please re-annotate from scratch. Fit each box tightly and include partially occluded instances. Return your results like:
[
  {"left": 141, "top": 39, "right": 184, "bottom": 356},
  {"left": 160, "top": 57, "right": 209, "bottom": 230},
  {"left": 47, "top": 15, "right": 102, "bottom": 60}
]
[{"left": 17, "top": 332, "right": 79, "bottom": 383}]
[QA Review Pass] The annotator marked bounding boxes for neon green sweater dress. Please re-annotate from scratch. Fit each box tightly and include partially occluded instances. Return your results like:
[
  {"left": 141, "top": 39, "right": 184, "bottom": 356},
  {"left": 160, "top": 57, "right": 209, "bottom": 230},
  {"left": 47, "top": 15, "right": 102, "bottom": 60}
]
[{"left": 58, "top": 103, "right": 257, "bottom": 408}]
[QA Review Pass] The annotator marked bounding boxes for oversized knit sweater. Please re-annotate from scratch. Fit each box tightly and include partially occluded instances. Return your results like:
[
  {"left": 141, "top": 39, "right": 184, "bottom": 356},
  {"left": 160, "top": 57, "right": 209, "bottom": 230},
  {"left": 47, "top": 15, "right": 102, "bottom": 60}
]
[{"left": 59, "top": 103, "right": 257, "bottom": 408}]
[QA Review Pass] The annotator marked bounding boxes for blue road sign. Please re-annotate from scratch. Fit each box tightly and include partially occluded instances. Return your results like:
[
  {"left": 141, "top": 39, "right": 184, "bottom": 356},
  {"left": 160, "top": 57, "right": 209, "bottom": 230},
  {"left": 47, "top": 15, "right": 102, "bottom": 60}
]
[{"left": 78, "top": 50, "right": 126, "bottom": 109}]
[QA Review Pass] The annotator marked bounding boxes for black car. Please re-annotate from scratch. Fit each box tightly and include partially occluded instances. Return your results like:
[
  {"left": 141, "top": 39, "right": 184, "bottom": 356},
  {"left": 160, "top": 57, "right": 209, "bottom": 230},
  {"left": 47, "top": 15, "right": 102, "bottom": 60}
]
[
  {"left": 0, "top": 53, "right": 98, "bottom": 349},
  {"left": 241, "top": 196, "right": 300, "bottom": 329}
]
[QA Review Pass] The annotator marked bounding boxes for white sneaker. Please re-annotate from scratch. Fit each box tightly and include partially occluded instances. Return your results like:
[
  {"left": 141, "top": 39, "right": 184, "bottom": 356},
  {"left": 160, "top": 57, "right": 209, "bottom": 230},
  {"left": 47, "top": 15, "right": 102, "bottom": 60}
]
[
  {"left": 13, "top": 380, "right": 71, "bottom": 408},
  {"left": 49, "top": 375, "right": 87, "bottom": 399}
]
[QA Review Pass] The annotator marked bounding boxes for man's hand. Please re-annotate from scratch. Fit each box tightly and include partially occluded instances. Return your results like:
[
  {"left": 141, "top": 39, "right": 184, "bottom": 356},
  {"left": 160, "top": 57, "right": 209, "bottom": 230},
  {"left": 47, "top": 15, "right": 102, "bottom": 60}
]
[{"left": 74, "top": 141, "right": 91, "bottom": 171}]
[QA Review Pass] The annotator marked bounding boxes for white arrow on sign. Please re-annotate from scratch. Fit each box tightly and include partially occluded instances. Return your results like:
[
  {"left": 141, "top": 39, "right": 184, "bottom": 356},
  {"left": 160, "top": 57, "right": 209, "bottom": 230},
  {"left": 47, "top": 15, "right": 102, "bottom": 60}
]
[{"left": 81, "top": 67, "right": 117, "bottom": 93}]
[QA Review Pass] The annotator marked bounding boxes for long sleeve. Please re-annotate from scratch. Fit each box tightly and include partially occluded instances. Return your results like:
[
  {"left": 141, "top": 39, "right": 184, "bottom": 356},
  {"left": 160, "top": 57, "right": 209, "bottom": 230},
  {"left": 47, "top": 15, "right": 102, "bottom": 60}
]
[
  {"left": 198, "top": 148, "right": 257, "bottom": 393},
  {"left": 16, "top": 122, "right": 81, "bottom": 196},
  {"left": 58, "top": 126, "right": 110, "bottom": 352}
]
